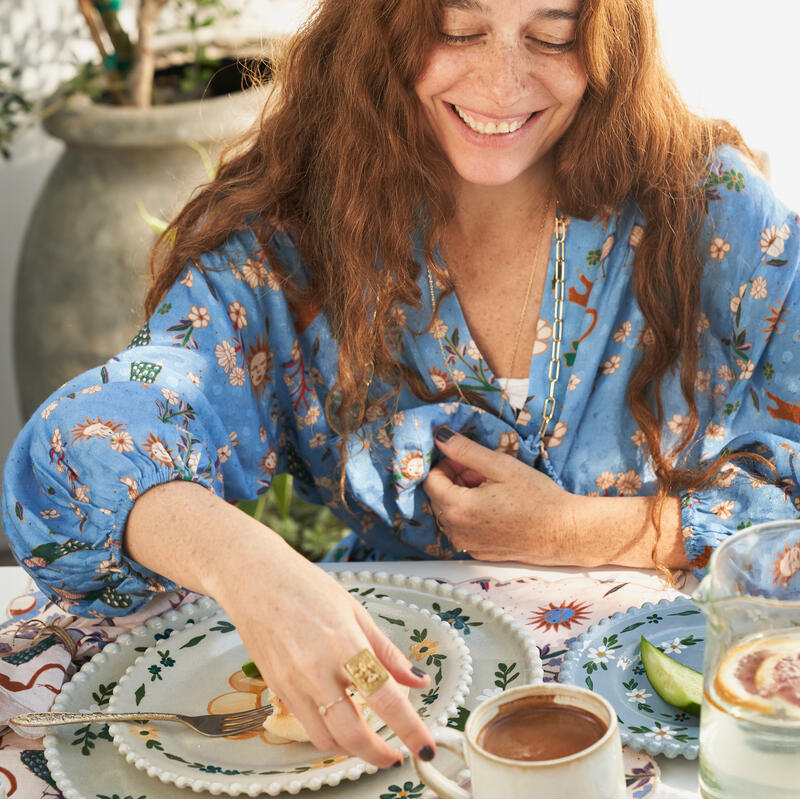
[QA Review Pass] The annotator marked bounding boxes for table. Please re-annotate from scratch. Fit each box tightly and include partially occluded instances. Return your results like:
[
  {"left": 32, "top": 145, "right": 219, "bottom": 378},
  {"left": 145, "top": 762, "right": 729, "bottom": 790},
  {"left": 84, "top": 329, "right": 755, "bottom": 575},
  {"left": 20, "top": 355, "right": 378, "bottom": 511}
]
[{"left": 0, "top": 563, "right": 700, "bottom": 798}]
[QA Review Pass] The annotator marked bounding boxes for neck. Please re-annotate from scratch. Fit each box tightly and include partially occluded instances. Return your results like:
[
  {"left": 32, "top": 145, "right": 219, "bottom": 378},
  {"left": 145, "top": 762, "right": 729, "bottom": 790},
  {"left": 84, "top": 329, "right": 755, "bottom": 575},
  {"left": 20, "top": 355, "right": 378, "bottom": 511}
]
[{"left": 449, "top": 156, "right": 555, "bottom": 242}]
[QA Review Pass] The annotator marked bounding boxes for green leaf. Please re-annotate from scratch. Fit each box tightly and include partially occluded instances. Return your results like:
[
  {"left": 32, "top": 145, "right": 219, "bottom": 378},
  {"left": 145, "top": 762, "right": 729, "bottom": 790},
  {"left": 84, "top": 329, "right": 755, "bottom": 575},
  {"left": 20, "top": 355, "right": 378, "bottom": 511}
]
[
  {"left": 134, "top": 684, "right": 145, "bottom": 706},
  {"left": 210, "top": 620, "right": 236, "bottom": 634},
  {"left": 378, "top": 615, "right": 406, "bottom": 627},
  {"left": 621, "top": 622, "right": 645, "bottom": 633},
  {"left": 585, "top": 676, "right": 594, "bottom": 690},
  {"left": 272, "top": 473, "right": 294, "bottom": 519},
  {"left": 180, "top": 635, "right": 207, "bottom": 649}
]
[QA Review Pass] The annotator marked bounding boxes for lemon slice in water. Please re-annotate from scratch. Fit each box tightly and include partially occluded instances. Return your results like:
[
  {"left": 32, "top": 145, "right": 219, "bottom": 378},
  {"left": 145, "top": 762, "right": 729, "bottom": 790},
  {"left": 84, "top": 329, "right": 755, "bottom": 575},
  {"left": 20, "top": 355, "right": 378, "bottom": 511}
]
[{"left": 714, "top": 636, "right": 800, "bottom": 719}]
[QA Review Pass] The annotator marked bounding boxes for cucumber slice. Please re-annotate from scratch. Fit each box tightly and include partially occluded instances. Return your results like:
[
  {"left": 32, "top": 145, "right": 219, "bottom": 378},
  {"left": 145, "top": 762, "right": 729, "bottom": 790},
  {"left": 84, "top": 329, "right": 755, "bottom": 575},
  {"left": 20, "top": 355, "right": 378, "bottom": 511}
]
[
  {"left": 640, "top": 636, "right": 703, "bottom": 716},
  {"left": 241, "top": 659, "right": 262, "bottom": 678}
]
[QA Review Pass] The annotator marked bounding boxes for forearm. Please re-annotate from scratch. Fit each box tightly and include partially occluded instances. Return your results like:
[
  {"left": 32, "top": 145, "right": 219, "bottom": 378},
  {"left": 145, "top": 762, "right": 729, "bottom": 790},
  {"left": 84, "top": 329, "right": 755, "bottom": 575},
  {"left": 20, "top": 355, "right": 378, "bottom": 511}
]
[
  {"left": 125, "top": 481, "right": 293, "bottom": 598},
  {"left": 566, "top": 494, "right": 687, "bottom": 570}
]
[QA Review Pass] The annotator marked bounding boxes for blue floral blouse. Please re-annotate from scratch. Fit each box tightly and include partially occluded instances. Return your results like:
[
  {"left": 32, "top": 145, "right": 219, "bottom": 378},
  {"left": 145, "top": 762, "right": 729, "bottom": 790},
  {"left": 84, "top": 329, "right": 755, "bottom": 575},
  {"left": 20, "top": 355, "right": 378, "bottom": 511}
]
[{"left": 4, "top": 146, "right": 800, "bottom": 616}]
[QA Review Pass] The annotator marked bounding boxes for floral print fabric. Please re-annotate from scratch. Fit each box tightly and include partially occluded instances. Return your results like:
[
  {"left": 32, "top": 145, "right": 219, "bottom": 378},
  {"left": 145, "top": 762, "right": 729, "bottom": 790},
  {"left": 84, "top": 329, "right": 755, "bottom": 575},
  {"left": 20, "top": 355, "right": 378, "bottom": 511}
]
[{"left": 3, "top": 145, "right": 800, "bottom": 617}]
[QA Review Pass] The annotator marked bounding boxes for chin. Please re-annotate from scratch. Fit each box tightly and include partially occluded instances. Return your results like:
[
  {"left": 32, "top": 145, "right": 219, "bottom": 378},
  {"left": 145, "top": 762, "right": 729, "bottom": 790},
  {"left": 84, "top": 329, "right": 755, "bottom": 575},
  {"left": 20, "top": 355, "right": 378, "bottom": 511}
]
[{"left": 452, "top": 162, "right": 537, "bottom": 188}]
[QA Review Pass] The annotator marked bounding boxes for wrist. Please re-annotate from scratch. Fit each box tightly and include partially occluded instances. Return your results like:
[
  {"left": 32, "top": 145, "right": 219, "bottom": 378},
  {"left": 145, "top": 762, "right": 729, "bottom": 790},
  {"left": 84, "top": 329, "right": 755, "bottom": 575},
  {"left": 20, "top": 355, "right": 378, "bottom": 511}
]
[{"left": 125, "top": 481, "right": 291, "bottom": 598}]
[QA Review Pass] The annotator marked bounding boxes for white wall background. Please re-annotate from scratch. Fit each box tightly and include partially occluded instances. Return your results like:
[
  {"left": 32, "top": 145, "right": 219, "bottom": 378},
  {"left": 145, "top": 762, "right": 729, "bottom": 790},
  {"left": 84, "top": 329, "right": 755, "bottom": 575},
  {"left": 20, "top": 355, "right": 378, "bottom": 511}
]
[
  {"left": 655, "top": 0, "right": 800, "bottom": 213},
  {"left": 1, "top": 0, "right": 799, "bottom": 554}
]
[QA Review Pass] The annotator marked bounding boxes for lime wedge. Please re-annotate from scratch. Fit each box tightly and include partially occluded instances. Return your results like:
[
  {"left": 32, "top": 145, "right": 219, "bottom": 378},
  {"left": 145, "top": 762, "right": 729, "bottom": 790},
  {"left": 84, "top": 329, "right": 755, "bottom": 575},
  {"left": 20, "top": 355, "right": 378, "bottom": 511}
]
[
  {"left": 640, "top": 636, "right": 703, "bottom": 716},
  {"left": 241, "top": 659, "right": 262, "bottom": 678}
]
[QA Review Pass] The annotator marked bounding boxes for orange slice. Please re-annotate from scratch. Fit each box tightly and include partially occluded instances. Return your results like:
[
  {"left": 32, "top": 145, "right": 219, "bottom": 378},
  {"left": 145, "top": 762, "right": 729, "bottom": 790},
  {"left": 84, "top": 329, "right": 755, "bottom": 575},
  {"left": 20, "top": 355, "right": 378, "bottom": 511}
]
[
  {"left": 228, "top": 668, "right": 267, "bottom": 694},
  {"left": 714, "top": 636, "right": 800, "bottom": 718}
]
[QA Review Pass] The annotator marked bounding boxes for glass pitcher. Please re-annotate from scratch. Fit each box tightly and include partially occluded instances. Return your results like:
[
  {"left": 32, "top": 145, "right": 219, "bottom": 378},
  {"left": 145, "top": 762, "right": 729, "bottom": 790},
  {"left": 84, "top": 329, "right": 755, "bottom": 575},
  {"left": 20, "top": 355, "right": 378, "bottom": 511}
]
[{"left": 693, "top": 520, "right": 800, "bottom": 798}]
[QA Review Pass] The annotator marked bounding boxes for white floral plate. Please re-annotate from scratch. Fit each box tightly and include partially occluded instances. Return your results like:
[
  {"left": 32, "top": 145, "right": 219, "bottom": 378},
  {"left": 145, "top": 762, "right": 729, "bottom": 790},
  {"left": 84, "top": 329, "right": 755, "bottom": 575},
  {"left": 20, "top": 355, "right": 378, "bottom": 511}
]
[
  {"left": 558, "top": 596, "right": 704, "bottom": 759},
  {"left": 43, "top": 571, "right": 542, "bottom": 799},
  {"left": 106, "top": 594, "right": 472, "bottom": 796}
]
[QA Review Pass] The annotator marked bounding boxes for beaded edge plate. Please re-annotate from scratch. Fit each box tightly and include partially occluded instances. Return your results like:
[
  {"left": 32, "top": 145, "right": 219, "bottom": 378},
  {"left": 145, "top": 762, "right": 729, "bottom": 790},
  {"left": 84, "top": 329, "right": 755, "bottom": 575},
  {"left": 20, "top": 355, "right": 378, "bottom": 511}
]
[
  {"left": 558, "top": 596, "right": 704, "bottom": 759},
  {"left": 43, "top": 570, "right": 543, "bottom": 798},
  {"left": 106, "top": 595, "right": 472, "bottom": 796}
]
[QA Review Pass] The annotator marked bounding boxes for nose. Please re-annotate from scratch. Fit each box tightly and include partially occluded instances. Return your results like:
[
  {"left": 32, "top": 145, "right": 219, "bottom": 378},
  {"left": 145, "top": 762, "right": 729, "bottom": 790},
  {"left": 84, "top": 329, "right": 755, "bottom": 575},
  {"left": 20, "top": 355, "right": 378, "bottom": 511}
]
[{"left": 479, "top": 44, "right": 530, "bottom": 109}]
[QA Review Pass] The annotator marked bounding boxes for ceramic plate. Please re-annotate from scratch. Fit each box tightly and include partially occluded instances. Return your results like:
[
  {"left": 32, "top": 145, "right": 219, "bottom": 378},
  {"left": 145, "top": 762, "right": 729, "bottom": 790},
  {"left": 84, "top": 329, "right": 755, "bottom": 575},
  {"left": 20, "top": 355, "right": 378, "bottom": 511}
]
[
  {"left": 43, "top": 571, "right": 541, "bottom": 799},
  {"left": 44, "top": 572, "right": 655, "bottom": 798},
  {"left": 558, "top": 596, "right": 705, "bottom": 759},
  {"left": 106, "top": 595, "right": 471, "bottom": 796}
]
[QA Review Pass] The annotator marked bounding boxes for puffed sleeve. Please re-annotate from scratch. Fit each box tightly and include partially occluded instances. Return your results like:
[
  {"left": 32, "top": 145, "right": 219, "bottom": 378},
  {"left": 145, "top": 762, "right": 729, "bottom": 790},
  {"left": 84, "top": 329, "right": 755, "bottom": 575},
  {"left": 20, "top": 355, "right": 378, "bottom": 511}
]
[
  {"left": 680, "top": 147, "right": 800, "bottom": 578},
  {"left": 1, "top": 228, "right": 288, "bottom": 615}
]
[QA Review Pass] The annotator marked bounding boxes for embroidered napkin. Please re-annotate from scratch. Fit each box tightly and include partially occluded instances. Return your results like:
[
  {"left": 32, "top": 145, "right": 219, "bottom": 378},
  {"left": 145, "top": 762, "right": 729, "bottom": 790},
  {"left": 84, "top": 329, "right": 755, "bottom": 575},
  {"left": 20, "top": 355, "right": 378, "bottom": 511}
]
[{"left": 0, "top": 578, "right": 198, "bottom": 797}]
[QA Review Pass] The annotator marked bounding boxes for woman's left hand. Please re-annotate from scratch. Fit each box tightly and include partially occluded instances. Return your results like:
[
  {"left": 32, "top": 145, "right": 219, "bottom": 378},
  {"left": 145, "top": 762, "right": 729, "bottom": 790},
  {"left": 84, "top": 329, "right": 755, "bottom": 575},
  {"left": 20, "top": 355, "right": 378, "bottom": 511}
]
[{"left": 422, "top": 427, "right": 579, "bottom": 563}]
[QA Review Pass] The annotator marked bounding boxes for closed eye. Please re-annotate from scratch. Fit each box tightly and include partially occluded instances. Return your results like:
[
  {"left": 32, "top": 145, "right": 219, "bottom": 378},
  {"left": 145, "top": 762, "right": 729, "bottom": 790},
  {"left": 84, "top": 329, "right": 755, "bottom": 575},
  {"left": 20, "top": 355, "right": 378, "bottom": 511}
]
[
  {"left": 530, "top": 38, "right": 575, "bottom": 53},
  {"left": 439, "top": 32, "right": 484, "bottom": 45}
]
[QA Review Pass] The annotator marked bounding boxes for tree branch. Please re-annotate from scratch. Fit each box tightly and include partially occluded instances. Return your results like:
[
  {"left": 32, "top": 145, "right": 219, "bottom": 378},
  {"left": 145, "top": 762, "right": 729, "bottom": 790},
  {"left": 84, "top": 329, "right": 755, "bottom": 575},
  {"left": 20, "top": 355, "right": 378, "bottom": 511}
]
[{"left": 129, "top": 0, "right": 169, "bottom": 107}]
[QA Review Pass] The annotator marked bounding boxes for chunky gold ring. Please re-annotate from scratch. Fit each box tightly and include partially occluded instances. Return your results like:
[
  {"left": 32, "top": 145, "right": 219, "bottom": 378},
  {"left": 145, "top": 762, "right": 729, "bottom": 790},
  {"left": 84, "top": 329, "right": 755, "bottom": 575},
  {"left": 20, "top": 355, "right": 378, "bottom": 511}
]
[
  {"left": 317, "top": 695, "right": 346, "bottom": 716},
  {"left": 343, "top": 648, "right": 389, "bottom": 697}
]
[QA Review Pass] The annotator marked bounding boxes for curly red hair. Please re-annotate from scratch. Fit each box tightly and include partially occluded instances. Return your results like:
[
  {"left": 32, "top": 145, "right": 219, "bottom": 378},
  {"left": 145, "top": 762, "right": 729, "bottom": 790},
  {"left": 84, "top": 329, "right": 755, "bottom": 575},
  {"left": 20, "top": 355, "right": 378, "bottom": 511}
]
[{"left": 145, "top": 0, "right": 764, "bottom": 563}]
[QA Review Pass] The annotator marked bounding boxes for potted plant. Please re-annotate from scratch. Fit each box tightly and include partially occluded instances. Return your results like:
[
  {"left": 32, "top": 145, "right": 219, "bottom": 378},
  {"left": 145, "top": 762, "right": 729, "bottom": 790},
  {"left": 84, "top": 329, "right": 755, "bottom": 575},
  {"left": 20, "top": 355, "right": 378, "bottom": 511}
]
[{"left": 6, "top": 0, "right": 273, "bottom": 418}]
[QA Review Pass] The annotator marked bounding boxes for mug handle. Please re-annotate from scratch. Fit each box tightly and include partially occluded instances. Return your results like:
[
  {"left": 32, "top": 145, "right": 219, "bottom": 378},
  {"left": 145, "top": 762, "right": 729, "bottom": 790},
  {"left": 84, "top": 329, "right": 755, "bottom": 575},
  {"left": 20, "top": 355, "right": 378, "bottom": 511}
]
[{"left": 411, "top": 727, "right": 471, "bottom": 799}]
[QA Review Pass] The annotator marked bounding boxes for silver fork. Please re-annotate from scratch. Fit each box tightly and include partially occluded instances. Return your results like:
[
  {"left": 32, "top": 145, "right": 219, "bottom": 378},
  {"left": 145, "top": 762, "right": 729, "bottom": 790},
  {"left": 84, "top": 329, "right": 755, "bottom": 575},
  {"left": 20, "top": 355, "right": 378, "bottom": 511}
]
[{"left": 11, "top": 705, "right": 274, "bottom": 737}]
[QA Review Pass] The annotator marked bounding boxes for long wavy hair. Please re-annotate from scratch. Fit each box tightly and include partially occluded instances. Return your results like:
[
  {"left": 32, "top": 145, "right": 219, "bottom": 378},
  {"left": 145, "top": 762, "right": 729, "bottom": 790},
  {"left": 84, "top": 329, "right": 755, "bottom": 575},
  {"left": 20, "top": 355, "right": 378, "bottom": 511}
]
[{"left": 145, "top": 0, "right": 764, "bottom": 563}]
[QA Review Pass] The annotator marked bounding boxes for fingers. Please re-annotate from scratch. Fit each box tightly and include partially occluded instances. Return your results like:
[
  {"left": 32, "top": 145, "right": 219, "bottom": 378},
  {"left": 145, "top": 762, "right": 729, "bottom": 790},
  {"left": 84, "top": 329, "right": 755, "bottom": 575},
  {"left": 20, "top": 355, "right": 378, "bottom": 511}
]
[
  {"left": 439, "top": 457, "right": 486, "bottom": 488},
  {"left": 276, "top": 683, "right": 338, "bottom": 754},
  {"left": 433, "top": 426, "right": 516, "bottom": 481},
  {"left": 322, "top": 687, "right": 405, "bottom": 767},
  {"left": 423, "top": 462, "right": 469, "bottom": 508},
  {"left": 356, "top": 603, "right": 430, "bottom": 688},
  {"left": 354, "top": 609, "right": 437, "bottom": 763},
  {"left": 355, "top": 674, "right": 436, "bottom": 766}
]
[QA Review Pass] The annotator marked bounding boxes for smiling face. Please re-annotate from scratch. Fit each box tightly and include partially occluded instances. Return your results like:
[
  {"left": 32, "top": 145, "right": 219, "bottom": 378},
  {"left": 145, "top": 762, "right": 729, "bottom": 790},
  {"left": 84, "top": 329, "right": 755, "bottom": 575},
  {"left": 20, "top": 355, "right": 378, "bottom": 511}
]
[{"left": 415, "top": 0, "right": 587, "bottom": 190}]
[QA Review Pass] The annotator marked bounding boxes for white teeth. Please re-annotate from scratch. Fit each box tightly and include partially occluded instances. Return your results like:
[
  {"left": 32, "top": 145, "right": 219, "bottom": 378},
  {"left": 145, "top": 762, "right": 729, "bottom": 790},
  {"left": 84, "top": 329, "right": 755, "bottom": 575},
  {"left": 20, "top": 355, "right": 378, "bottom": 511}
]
[{"left": 453, "top": 105, "right": 528, "bottom": 135}]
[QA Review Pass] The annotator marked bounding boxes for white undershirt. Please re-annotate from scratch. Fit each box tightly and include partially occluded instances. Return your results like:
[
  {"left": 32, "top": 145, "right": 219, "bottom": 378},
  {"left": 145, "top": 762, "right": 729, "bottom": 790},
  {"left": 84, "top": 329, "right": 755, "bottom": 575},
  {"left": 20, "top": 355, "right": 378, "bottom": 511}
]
[{"left": 496, "top": 377, "right": 529, "bottom": 411}]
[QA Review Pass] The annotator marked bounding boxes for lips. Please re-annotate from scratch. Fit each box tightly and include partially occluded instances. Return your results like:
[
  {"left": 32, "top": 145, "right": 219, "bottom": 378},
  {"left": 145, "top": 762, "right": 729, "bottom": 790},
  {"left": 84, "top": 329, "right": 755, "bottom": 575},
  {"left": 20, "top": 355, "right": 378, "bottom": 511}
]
[{"left": 450, "top": 103, "right": 536, "bottom": 136}]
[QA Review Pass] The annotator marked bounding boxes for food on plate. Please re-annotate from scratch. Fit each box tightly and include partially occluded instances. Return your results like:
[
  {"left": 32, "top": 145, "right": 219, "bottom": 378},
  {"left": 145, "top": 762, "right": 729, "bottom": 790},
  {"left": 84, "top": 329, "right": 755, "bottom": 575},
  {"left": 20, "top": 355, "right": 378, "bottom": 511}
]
[
  {"left": 713, "top": 635, "right": 800, "bottom": 719},
  {"left": 241, "top": 659, "right": 262, "bottom": 679},
  {"left": 640, "top": 635, "right": 702, "bottom": 716},
  {"left": 240, "top": 660, "right": 408, "bottom": 743}
]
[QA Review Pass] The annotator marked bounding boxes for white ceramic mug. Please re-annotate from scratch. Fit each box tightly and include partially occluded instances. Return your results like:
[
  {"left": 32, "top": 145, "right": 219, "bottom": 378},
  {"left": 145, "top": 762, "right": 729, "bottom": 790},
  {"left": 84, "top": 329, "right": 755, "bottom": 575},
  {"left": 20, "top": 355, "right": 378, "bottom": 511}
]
[{"left": 413, "top": 683, "right": 626, "bottom": 799}]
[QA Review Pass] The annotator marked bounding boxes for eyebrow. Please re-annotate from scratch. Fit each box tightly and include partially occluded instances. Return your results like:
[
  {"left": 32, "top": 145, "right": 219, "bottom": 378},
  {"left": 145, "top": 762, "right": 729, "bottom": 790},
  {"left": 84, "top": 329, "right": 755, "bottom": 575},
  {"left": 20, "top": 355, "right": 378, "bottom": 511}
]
[{"left": 441, "top": 0, "right": 579, "bottom": 21}]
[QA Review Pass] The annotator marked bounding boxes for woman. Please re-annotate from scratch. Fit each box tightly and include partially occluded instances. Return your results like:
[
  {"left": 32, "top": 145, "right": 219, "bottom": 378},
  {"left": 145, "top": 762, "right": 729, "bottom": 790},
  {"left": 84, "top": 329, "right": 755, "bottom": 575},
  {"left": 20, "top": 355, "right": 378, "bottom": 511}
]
[{"left": 4, "top": 0, "right": 800, "bottom": 768}]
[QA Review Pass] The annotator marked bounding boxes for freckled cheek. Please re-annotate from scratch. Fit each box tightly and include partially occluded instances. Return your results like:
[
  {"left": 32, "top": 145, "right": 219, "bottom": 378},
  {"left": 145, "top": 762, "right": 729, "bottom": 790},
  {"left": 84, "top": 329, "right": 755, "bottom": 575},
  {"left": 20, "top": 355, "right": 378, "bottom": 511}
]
[{"left": 417, "top": 53, "right": 483, "bottom": 100}]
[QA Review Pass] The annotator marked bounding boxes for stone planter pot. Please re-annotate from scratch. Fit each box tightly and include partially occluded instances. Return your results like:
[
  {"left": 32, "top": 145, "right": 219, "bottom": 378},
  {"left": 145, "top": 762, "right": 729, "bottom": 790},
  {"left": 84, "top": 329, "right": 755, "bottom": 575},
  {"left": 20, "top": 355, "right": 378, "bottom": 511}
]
[{"left": 14, "top": 84, "right": 268, "bottom": 417}]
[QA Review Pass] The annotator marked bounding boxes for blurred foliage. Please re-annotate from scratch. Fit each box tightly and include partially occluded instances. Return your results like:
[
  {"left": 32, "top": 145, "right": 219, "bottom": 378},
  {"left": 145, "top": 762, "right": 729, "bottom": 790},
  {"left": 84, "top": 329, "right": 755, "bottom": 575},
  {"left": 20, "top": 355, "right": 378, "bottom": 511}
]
[
  {"left": 0, "top": 0, "right": 244, "bottom": 158},
  {"left": 237, "top": 474, "right": 349, "bottom": 562}
]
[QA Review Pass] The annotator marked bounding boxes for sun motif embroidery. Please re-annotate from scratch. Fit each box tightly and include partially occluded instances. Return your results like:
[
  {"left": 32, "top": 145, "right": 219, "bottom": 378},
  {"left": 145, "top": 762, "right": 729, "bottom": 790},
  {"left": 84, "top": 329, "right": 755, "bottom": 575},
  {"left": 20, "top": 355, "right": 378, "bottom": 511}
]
[
  {"left": 527, "top": 599, "right": 592, "bottom": 632},
  {"left": 771, "top": 540, "right": 800, "bottom": 589},
  {"left": 69, "top": 417, "right": 126, "bottom": 445},
  {"left": 394, "top": 450, "right": 428, "bottom": 485},
  {"left": 246, "top": 335, "right": 274, "bottom": 395},
  {"left": 141, "top": 432, "right": 175, "bottom": 467},
  {"left": 428, "top": 367, "right": 452, "bottom": 392}
]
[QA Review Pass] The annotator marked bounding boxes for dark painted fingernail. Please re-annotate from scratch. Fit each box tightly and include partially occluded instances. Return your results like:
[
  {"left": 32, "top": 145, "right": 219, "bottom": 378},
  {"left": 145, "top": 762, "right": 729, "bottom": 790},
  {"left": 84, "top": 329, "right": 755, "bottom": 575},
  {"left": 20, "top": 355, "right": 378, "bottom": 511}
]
[
  {"left": 418, "top": 745, "right": 435, "bottom": 761},
  {"left": 393, "top": 759, "right": 403, "bottom": 768},
  {"left": 410, "top": 666, "right": 427, "bottom": 678},
  {"left": 435, "top": 426, "right": 455, "bottom": 443}
]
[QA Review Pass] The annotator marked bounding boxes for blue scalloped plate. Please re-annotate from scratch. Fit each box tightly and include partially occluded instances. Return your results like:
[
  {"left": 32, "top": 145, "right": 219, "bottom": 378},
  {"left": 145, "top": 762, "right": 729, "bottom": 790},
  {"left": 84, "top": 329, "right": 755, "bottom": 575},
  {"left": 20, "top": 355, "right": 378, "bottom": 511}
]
[{"left": 558, "top": 596, "right": 705, "bottom": 759}]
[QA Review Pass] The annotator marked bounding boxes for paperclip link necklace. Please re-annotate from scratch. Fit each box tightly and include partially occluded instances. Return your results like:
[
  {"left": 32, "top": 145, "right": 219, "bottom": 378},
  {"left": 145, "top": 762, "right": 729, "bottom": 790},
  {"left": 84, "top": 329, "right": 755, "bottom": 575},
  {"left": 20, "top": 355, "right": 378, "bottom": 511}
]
[{"left": 426, "top": 207, "right": 567, "bottom": 446}]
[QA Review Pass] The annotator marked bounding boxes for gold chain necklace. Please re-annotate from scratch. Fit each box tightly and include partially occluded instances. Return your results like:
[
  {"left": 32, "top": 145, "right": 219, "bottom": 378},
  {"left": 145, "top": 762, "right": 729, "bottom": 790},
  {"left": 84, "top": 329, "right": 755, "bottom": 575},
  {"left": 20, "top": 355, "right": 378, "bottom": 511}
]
[{"left": 426, "top": 208, "right": 567, "bottom": 445}]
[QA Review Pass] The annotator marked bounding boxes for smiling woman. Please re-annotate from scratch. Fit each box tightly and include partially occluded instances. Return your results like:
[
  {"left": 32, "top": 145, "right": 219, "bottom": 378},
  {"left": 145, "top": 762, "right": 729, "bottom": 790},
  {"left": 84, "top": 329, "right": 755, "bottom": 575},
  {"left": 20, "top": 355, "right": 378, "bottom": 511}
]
[
  {"left": 417, "top": 0, "right": 585, "bottom": 187},
  {"left": 4, "top": 0, "right": 800, "bottom": 777}
]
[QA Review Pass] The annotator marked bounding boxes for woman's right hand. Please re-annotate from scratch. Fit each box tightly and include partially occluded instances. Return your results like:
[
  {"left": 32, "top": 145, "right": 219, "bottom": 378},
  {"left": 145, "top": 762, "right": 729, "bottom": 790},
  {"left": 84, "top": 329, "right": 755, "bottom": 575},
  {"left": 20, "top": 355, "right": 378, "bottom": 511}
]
[
  {"left": 209, "top": 534, "right": 435, "bottom": 767},
  {"left": 126, "top": 481, "right": 435, "bottom": 768}
]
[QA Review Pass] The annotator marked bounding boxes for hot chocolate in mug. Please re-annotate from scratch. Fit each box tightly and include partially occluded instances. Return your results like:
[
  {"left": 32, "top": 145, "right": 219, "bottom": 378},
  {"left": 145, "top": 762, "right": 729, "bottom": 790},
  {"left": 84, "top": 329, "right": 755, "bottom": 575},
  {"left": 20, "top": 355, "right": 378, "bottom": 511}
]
[{"left": 412, "top": 683, "right": 626, "bottom": 799}]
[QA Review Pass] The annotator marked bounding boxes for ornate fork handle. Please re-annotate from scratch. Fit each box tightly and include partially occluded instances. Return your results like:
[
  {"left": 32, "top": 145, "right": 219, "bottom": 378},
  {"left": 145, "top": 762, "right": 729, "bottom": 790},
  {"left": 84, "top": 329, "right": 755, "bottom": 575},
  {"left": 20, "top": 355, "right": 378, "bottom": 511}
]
[{"left": 12, "top": 711, "right": 179, "bottom": 727}]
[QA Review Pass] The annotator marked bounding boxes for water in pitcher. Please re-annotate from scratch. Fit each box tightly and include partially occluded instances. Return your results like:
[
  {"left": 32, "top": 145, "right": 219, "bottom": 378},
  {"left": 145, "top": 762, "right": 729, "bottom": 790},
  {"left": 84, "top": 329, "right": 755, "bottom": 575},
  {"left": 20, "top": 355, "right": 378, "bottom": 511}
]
[{"left": 698, "top": 627, "right": 800, "bottom": 798}]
